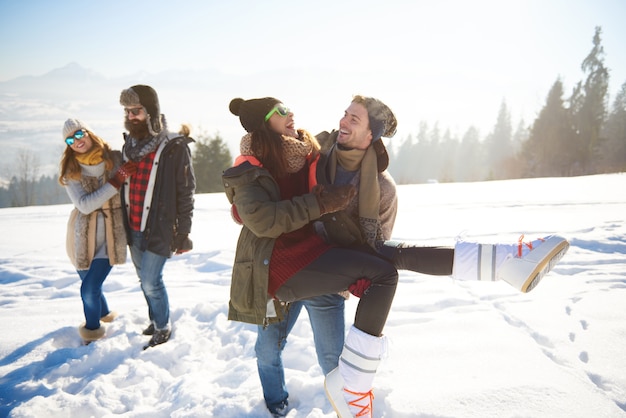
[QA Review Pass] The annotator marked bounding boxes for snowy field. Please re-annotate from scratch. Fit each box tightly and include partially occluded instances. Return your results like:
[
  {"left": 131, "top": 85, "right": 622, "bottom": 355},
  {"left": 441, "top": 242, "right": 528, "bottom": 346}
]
[{"left": 0, "top": 173, "right": 625, "bottom": 417}]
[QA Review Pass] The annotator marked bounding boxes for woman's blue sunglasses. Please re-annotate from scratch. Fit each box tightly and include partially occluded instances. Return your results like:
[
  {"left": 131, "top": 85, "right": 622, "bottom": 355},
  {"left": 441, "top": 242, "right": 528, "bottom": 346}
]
[{"left": 65, "top": 130, "right": 86, "bottom": 146}]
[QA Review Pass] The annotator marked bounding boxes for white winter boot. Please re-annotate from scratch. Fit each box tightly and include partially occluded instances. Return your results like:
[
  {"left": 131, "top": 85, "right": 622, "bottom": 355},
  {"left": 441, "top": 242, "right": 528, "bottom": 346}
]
[
  {"left": 325, "top": 325, "right": 387, "bottom": 417},
  {"left": 453, "top": 234, "right": 569, "bottom": 292}
]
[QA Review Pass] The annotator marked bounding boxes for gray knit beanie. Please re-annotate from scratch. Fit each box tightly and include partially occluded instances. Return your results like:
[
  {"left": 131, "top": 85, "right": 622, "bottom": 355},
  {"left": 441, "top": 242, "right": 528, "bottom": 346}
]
[
  {"left": 357, "top": 96, "right": 397, "bottom": 141},
  {"left": 63, "top": 118, "right": 89, "bottom": 139}
]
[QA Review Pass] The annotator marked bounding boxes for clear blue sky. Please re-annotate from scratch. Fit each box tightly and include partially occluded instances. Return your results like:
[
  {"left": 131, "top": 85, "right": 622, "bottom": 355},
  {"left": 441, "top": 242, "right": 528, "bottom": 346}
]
[{"left": 1, "top": 0, "right": 625, "bottom": 138}]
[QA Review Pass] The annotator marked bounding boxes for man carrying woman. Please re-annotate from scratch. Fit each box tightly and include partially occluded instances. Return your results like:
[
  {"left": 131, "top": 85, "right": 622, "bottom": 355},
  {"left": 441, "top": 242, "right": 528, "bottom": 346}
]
[{"left": 223, "top": 96, "right": 569, "bottom": 417}]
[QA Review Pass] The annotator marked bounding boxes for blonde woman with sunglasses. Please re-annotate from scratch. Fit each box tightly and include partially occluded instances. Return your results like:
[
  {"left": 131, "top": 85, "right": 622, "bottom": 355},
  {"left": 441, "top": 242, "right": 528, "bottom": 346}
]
[{"left": 59, "top": 118, "right": 137, "bottom": 344}]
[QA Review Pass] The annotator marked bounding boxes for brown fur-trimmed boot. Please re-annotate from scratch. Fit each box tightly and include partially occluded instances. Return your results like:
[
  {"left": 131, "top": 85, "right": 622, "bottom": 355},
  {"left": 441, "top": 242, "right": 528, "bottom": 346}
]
[
  {"left": 100, "top": 311, "right": 118, "bottom": 323},
  {"left": 78, "top": 324, "right": 105, "bottom": 344}
]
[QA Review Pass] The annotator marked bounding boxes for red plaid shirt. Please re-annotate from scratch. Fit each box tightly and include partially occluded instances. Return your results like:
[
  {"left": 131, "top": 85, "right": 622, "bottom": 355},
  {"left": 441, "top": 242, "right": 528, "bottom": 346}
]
[{"left": 128, "top": 151, "right": 156, "bottom": 231}]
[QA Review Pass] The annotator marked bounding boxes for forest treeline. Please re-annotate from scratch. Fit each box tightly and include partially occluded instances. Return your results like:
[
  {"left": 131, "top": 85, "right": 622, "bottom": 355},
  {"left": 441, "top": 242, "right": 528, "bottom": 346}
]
[
  {"left": 389, "top": 27, "right": 625, "bottom": 184},
  {"left": 1, "top": 27, "right": 624, "bottom": 208},
  {"left": 0, "top": 132, "right": 233, "bottom": 208}
]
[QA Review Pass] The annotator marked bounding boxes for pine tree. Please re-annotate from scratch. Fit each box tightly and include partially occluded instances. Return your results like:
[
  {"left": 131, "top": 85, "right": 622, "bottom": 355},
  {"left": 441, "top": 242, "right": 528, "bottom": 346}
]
[
  {"left": 439, "top": 128, "right": 458, "bottom": 182},
  {"left": 573, "top": 26, "right": 609, "bottom": 173},
  {"left": 485, "top": 100, "right": 513, "bottom": 179},
  {"left": 389, "top": 133, "right": 415, "bottom": 184},
  {"left": 192, "top": 132, "right": 233, "bottom": 193},
  {"left": 455, "top": 126, "right": 483, "bottom": 182},
  {"left": 522, "top": 79, "right": 576, "bottom": 177},
  {"left": 600, "top": 81, "right": 626, "bottom": 171}
]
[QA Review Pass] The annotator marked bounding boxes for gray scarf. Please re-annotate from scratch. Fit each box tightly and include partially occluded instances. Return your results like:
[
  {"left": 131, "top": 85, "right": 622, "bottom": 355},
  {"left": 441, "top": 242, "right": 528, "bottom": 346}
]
[{"left": 125, "top": 131, "right": 167, "bottom": 162}]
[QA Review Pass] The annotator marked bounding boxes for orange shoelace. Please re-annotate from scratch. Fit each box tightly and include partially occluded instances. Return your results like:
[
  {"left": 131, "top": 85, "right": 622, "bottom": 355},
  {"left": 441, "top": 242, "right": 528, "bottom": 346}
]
[
  {"left": 517, "top": 234, "right": 545, "bottom": 257},
  {"left": 344, "top": 388, "right": 374, "bottom": 417}
]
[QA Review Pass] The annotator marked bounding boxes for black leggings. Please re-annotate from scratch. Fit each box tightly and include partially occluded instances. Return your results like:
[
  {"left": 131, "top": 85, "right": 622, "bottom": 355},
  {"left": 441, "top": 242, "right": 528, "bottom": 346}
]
[
  {"left": 378, "top": 241, "right": 454, "bottom": 275},
  {"left": 275, "top": 247, "right": 398, "bottom": 337}
]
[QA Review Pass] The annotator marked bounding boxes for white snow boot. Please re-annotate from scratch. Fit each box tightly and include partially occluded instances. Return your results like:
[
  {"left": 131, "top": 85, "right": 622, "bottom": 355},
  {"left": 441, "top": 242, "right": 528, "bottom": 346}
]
[
  {"left": 453, "top": 234, "right": 569, "bottom": 292},
  {"left": 324, "top": 325, "right": 387, "bottom": 417}
]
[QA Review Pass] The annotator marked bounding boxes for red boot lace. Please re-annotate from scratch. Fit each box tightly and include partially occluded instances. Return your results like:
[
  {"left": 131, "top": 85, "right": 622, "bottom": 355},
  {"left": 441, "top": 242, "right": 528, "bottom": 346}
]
[
  {"left": 344, "top": 388, "right": 374, "bottom": 417},
  {"left": 517, "top": 234, "right": 545, "bottom": 257}
]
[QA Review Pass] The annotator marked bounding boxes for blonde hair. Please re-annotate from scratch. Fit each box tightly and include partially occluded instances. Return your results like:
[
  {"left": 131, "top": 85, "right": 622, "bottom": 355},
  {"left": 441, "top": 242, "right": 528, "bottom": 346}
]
[{"left": 58, "top": 129, "right": 115, "bottom": 185}]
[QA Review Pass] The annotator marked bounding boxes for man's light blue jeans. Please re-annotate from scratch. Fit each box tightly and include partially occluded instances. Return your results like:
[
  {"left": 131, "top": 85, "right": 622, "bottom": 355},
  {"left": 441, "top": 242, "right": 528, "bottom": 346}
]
[
  {"left": 255, "top": 293, "right": 345, "bottom": 412},
  {"left": 129, "top": 231, "right": 170, "bottom": 330}
]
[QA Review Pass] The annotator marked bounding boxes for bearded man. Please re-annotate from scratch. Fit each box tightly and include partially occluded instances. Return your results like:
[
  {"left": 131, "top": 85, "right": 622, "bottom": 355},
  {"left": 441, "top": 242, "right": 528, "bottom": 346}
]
[{"left": 119, "top": 85, "right": 196, "bottom": 349}]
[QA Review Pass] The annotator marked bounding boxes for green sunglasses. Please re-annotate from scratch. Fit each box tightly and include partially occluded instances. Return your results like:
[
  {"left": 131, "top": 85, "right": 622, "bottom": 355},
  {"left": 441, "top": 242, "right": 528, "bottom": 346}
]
[
  {"left": 65, "top": 130, "right": 86, "bottom": 146},
  {"left": 264, "top": 104, "right": 290, "bottom": 122}
]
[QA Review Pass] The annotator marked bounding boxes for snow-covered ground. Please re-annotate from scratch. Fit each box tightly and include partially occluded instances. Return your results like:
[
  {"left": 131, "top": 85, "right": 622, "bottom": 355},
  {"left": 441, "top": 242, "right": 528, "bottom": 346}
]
[{"left": 1, "top": 174, "right": 625, "bottom": 417}]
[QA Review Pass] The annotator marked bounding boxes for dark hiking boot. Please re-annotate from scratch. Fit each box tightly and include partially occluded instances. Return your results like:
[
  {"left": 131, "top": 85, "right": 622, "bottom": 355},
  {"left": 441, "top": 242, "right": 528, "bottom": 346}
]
[
  {"left": 142, "top": 323, "right": 155, "bottom": 335},
  {"left": 143, "top": 328, "right": 171, "bottom": 350}
]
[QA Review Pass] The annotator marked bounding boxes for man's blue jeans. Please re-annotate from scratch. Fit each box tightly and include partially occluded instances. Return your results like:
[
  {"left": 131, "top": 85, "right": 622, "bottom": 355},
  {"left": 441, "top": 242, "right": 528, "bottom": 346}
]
[
  {"left": 255, "top": 294, "right": 345, "bottom": 411},
  {"left": 129, "top": 231, "right": 170, "bottom": 330},
  {"left": 78, "top": 258, "right": 113, "bottom": 330}
]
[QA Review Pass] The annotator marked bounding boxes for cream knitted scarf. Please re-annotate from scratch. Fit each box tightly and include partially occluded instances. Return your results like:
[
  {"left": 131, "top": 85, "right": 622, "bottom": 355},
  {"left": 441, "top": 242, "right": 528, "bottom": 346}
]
[{"left": 239, "top": 132, "right": 312, "bottom": 173}]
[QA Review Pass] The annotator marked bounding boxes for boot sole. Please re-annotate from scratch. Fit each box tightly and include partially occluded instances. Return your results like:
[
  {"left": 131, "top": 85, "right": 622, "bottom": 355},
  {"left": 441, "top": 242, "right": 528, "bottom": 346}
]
[
  {"left": 324, "top": 368, "right": 353, "bottom": 418},
  {"left": 498, "top": 235, "right": 570, "bottom": 292}
]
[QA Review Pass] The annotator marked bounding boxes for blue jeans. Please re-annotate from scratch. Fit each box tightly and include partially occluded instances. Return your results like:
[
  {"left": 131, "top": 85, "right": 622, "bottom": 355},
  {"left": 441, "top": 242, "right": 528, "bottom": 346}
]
[
  {"left": 255, "top": 294, "right": 345, "bottom": 411},
  {"left": 78, "top": 258, "right": 113, "bottom": 330},
  {"left": 129, "top": 231, "right": 170, "bottom": 330}
]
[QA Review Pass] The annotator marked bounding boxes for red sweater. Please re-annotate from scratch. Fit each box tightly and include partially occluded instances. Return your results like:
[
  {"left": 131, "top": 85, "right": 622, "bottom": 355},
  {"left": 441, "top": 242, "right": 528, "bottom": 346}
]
[{"left": 267, "top": 166, "right": 332, "bottom": 296}]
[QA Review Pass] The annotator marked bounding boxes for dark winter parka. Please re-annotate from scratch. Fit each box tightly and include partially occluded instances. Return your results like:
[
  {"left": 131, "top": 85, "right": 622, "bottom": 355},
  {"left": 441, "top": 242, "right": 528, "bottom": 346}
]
[
  {"left": 222, "top": 154, "right": 322, "bottom": 326},
  {"left": 121, "top": 133, "right": 196, "bottom": 257}
]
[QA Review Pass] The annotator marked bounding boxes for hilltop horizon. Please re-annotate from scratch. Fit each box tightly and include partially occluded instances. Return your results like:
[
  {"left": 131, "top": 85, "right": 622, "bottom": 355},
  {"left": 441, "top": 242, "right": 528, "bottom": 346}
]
[{"left": 2, "top": 52, "right": 625, "bottom": 184}]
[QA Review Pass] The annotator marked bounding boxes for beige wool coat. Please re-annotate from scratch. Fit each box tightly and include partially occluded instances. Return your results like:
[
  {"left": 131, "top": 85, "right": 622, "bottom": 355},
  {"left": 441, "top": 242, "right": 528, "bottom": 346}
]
[{"left": 65, "top": 151, "right": 127, "bottom": 270}]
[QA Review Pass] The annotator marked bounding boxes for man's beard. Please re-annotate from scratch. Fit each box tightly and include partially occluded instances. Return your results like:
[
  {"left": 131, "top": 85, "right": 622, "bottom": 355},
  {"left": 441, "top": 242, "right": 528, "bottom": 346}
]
[{"left": 125, "top": 118, "right": 151, "bottom": 139}]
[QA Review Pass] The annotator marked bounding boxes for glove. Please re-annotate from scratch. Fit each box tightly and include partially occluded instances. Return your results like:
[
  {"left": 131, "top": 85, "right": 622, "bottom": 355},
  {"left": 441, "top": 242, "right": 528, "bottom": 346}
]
[
  {"left": 348, "top": 278, "right": 371, "bottom": 298},
  {"left": 230, "top": 204, "right": 243, "bottom": 225},
  {"left": 172, "top": 233, "right": 193, "bottom": 254},
  {"left": 108, "top": 161, "right": 138, "bottom": 189},
  {"left": 313, "top": 183, "right": 356, "bottom": 215}
]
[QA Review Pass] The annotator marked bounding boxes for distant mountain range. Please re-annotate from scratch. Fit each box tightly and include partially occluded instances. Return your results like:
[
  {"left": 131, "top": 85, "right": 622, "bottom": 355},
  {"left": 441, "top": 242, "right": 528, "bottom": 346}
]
[
  {"left": 0, "top": 63, "right": 256, "bottom": 179},
  {"left": 7, "top": 62, "right": 531, "bottom": 183},
  {"left": 0, "top": 62, "right": 365, "bottom": 181}
]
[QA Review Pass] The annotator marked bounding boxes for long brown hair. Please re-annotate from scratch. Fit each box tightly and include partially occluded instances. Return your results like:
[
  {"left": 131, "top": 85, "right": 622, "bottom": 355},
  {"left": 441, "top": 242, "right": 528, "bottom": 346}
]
[
  {"left": 251, "top": 123, "right": 321, "bottom": 179},
  {"left": 58, "top": 130, "right": 115, "bottom": 185},
  {"left": 251, "top": 124, "right": 288, "bottom": 179}
]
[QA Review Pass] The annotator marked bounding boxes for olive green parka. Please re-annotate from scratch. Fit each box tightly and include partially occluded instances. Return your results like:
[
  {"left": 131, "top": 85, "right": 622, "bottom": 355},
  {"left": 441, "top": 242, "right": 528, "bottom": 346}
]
[{"left": 222, "top": 154, "right": 322, "bottom": 326}]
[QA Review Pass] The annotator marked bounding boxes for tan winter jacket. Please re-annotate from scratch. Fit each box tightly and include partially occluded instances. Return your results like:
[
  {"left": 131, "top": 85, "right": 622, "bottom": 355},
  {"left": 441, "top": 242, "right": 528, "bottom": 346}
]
[{"left": 65, "top": 151, "right": 127, "bottom": 270}]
